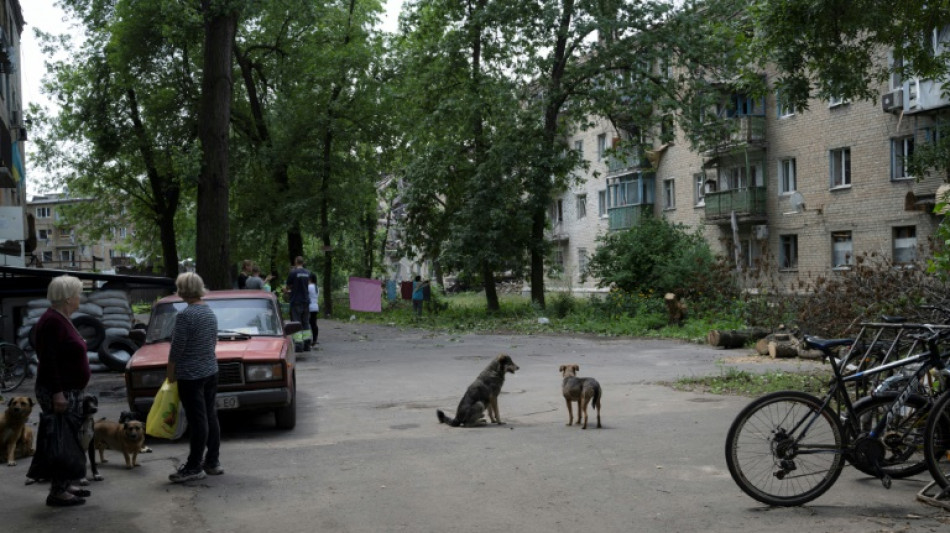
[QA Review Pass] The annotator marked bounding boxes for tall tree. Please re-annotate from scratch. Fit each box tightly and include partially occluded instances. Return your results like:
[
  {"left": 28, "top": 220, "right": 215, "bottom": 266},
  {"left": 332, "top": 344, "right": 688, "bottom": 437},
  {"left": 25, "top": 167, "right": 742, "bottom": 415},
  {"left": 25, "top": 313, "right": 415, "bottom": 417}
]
[{"left": 196, "top": 0, "right": 240, "bottom": 289}]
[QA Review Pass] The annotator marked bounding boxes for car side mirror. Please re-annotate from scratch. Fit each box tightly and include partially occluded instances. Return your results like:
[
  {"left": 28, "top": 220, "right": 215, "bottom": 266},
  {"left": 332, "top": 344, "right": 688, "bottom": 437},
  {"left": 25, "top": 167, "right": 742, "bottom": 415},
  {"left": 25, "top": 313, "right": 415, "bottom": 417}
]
[{"left": 283, "top": 321, "right": 303, "bottom": 336}]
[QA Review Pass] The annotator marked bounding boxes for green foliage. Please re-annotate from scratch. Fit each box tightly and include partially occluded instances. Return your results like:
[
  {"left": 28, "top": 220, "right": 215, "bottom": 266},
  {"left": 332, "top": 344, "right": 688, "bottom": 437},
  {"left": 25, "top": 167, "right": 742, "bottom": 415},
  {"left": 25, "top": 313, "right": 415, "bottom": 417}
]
[
  {"left": 673, "top": 367, "right": 831, "bottom": 397},
  {"left": 584, "top": 216, "right": 731, "bottom": 300}
]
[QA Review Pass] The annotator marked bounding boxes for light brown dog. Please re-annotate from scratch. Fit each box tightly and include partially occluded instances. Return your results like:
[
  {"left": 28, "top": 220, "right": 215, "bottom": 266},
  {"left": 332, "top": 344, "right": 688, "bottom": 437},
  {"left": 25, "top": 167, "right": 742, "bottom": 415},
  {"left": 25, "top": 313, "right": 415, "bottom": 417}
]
[
  {"left": 93, "top": 419, "right": 145, "bottom": 470},
  {"left": 1, "top": 396, "right": 35, "bottom": 466},
  {"left": 560, "top": 364, "right": 602, "bottom": 429}
]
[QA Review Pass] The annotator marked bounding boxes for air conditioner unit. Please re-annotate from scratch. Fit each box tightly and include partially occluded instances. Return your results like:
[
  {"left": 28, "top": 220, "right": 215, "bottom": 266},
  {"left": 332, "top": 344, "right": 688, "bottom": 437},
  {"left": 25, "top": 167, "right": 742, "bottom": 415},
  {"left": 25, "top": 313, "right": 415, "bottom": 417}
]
[
  {"left": 881, "top": 89, "right": 903, "bottom": 113},
  {"left": 753, "top": 225, "right": 768, "bottom": 240}
]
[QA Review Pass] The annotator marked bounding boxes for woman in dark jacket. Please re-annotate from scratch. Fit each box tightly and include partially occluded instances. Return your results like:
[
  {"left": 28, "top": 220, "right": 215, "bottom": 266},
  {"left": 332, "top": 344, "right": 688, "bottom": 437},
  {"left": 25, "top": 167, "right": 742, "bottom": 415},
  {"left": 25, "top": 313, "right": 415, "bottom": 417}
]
[{"left": 33, "top": 275, "right": 91, "bottom": 507}]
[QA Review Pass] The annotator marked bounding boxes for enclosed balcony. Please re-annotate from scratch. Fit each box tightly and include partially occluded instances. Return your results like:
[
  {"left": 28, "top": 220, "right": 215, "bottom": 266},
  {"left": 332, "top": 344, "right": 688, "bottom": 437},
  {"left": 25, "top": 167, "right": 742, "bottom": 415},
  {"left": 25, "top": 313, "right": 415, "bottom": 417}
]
[
  {"left": 703, "top": 186, "right": 767, "bottom": 224},
  {"left": 607, "top": 172, "right": 654, "bottom": 231},
  {"left": 605, "top": 148, "right": 651, "bottom": 177}
]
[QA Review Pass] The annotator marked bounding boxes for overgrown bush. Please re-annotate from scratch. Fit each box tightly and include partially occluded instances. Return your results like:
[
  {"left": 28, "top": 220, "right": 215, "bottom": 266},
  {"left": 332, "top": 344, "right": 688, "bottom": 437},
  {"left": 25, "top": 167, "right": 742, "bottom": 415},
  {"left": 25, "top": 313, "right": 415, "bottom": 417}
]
[{"left": 549, "top": 291, "right": 577, "bottom": 318}]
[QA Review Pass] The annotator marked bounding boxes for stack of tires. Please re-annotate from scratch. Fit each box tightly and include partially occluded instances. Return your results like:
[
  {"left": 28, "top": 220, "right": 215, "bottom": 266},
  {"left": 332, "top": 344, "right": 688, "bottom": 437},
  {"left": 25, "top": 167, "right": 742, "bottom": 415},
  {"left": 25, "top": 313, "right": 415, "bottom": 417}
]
[{"left": 16, "top": 290, "right": 143, "bottom": 373}]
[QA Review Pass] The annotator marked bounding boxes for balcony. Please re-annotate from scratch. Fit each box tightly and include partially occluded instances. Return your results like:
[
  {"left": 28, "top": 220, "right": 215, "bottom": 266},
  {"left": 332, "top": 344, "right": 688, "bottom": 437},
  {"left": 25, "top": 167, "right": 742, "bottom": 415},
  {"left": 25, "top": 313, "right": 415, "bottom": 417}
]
[
  {"left": 608, "top": 204, "right": 653, "bottom": 231},
  {"left": 703, "top": 186, "right": 767, "bottom": 224},
  {"left": 605, "top": 149, "right": 651, "bottom": 176},
  {"left": 701, "top": 115, "right": 766, "bottom": 156}
]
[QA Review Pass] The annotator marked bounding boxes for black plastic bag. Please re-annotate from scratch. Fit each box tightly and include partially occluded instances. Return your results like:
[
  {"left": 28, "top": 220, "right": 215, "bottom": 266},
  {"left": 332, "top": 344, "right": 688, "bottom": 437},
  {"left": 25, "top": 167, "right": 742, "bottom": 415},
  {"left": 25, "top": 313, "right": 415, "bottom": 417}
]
[{"left": 27, "top": 412, "right": 87, "bottom": 481}]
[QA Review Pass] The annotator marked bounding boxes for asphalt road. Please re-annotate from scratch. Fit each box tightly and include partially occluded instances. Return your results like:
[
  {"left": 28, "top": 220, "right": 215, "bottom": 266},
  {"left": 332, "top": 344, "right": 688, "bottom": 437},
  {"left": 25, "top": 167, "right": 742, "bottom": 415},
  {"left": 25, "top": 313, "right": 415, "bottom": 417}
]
[{"left": 2, "top": 319, "right": 949, "bottom": 533}]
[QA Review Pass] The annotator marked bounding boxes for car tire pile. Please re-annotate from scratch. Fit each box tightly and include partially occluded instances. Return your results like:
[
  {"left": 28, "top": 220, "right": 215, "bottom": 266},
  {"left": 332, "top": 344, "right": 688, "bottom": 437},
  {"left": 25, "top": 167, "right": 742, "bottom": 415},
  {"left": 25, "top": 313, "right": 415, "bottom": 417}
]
[{"left": 16, "top": 289, "right": 144, "bottom": 373}]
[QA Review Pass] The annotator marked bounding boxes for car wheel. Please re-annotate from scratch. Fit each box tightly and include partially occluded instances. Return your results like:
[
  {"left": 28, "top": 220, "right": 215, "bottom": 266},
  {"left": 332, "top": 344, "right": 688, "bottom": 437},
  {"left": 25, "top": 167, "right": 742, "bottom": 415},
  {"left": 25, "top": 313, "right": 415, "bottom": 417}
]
[
  {"left": 275, "top": 375, "right": 297, "bottom": 430},
  {"left": 99, "top": 335, "right": 139, "bottom": 372}
]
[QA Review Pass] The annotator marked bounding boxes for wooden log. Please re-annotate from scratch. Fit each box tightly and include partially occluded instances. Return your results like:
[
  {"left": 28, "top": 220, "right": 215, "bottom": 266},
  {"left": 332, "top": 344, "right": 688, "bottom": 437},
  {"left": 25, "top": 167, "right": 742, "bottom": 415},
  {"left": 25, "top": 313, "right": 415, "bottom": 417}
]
[
  {"left": 708, "top": 328, "right": 771, "bottom": 349},
  {"left": 754, "top": 337, "right": 770, "bottom": 355},
  {"left": 797, "top": 348, "right": 824, "bottom": 360},
  {"left": 769, "top": 341, "right": 799, "bottom": 359}
]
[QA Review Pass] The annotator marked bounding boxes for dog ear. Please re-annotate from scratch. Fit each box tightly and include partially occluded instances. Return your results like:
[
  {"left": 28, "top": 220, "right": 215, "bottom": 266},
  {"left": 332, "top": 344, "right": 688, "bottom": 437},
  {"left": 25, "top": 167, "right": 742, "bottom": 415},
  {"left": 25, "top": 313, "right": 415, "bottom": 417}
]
[
  {"left": 559, "top": 365, "right": 565, "bottom": 373},
  {"left": 573, "top": 364, "right": 580, "bottom": 372},
  {"left": 6, "top": 397, "right": 12, "bottom": 407},
  {"left": 28, "top": 397, "right": 35, "bottom": 406}
]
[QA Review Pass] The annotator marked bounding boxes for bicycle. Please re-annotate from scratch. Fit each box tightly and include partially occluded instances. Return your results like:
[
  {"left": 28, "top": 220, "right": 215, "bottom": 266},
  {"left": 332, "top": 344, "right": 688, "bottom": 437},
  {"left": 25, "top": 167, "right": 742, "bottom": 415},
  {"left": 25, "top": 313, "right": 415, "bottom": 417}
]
[
  {"left": 725, "top": 325, "right": 950, "bottom": 506},
  {"left": 0, "top": 341, "right": 29, "bottom": 393}
]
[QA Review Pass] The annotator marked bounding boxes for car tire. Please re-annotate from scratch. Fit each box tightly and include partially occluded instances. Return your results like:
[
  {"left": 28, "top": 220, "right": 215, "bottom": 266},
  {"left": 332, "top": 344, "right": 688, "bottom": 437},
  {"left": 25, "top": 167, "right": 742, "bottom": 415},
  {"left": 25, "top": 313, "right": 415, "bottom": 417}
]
[
  {"left": 71, "top": 315, "right": 106, "bottom": 352},
  {"left": 275, "top": 375, "right": 297, "bottom": 430},
  {"left": 99, "top": 335, "right": 139, "bottom": 372}
]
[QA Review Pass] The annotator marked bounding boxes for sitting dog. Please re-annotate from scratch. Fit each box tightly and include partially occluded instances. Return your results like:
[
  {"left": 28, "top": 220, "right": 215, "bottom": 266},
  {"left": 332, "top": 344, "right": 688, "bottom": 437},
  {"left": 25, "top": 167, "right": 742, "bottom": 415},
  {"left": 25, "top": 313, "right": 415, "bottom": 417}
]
[
  {"left": 437, "top": 353, "right": 519, "bottom": 427},
  {"left": 90, "top": 418, "right": 146, "bottom": 476},
  {"left": 1, "top": 396, "right": 35, "bottom": 466},
  {"left": 560, "top": 364, "right": 602, "bottom": 429}
]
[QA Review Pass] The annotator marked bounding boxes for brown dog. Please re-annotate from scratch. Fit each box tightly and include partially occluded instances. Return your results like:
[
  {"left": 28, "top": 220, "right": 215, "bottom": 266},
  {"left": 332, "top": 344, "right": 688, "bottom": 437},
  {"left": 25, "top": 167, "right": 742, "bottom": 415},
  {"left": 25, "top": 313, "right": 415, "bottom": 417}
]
[
  {"left": 560, "top": 364, "right": 602, "bottom": 429},
  {"left": 1, "top": 396, "right": 35, "bottom": 466},
  {"left": 92, "top": 419, "right": 145, "bottom": 471}
]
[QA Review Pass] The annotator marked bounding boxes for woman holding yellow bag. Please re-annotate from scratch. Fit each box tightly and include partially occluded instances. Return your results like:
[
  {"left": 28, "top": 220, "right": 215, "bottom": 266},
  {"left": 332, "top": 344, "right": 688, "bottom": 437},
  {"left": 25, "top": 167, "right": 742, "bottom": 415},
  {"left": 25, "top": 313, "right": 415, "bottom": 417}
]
[{"left": 166, "top": 273, "right": 222, "bottom": 483}]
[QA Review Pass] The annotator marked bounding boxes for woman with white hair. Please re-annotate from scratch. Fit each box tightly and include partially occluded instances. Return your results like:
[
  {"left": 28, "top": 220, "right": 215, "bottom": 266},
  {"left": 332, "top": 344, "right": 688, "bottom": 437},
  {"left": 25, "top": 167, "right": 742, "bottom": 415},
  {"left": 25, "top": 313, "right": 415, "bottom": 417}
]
[
  {"left": 32, "top": 275, "right": 91, "bottom": 507},
  {"left": 166, "top": 272, "right": 222, "bottom": 483}
]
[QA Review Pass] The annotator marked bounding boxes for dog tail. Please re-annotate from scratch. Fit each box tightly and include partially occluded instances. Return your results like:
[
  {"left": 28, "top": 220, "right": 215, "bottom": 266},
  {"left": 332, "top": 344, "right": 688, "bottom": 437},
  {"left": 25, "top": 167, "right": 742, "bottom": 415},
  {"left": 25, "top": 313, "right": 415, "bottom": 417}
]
[
  {"left": 436, "top": 409, "right": 460, "bottom": 427},
  {"left": 593, "top": 385, "right": 602, "bottom": 408}
]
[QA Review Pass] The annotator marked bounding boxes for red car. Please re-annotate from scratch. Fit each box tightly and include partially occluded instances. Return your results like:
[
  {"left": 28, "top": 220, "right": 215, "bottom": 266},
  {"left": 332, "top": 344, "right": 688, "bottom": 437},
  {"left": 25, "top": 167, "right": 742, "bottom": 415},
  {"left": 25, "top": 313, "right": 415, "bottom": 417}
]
[{"left": 125, "top": 290, "right": 302, "bottom": 429}]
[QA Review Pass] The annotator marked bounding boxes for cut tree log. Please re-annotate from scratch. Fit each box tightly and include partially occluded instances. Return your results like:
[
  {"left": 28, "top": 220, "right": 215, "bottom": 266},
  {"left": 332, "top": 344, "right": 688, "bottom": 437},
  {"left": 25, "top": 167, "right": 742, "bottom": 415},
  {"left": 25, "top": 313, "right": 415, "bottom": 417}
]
[
  {"left": 707, "top": 328, "right": 771, "bottom": 349},
  {"left": 769, "top": 341, "right": 799, "bottom": 359}
]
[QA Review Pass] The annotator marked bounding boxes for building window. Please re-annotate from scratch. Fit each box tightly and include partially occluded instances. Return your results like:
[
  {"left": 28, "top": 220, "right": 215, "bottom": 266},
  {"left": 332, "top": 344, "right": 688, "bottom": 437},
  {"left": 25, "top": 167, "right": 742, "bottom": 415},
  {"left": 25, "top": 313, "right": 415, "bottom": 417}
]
[
  {"left": 578, "top": 247, "right": 588, "bottom": 275},
  {"left": 828, "top": 95, "right": 849, "bottom": 107},
  {"left": 776, "top": 90, "right": 794, "bottom": 118},
  {"left": 550, "top": 199, "right": 564, "bottom": 224},
  {"left": 597, "top": 190, "right": 607, "bottom": 217},
  {"left": 552, "top": 247, "right": 565, "bottom": 271},
  {"left": 597, "top": 134, "right": 607, "bottom": 161},
  {"left": 36, "top": 207, "right": 51, "bottom": 218},
  {"left": 574, "top": 140, "right": 583, "bottom": 157},
  {"left": 576, "top": 194, "right": 587, "bottom": 219},
  {"left": 832, "top": 231, "right": 853, "bottom": 269},
  {"left": 37, "top": 229, "right": 50, "bottom": 240},
  {"left": 59, "top": 250, "right": 75, "bottom": 264},
  {"left": 694, "top": 173, "right": 705, "bottom": 206},
  {"left": 59, "top": 227, "right": 72, "bottom": 237},
  {"left": 780, "top": 235, "right": 798, "bottom": 270},
  {"left": 779, "top": 158, "right": 797, "bottom": 193},
  {"left": 830, "top": 147, "right": 851, "bottom": 188},
  {"left": 663, "top": 178, "right": 675, "bottom": 209},
  {"left": 740, "top": 239, "right": 760, "bottom": 268},
  {"left": 891, "top": 136, "right": 914, "bottom": 181},
  {"left": 893, "top": 226, "right": 917, "bottom": 264},
  {"left": 42, "top": 251, "right": 53, "bottom": 262},
  {"left": 116, "top": 227, "right": 128, "bottom": 239}
]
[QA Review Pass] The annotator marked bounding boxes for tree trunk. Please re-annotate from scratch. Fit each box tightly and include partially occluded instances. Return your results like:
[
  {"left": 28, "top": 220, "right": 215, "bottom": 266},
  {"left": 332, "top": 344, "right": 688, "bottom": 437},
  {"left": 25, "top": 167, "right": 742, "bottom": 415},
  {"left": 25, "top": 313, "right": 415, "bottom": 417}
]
[
  {"left": 769, "top": 341, "right": 799, "bottom": 359},
  {"left": 707, "top": 328, "right": 770, "bottom": 349},
  {"left": 196, "top": 1, "right": 237, "bottom": 290},
  {"left": 482, "top": 261, "right": 499, "bottom": 312},
  {"left": 287, "top": 223, "right": 303, "bottom": 266}
]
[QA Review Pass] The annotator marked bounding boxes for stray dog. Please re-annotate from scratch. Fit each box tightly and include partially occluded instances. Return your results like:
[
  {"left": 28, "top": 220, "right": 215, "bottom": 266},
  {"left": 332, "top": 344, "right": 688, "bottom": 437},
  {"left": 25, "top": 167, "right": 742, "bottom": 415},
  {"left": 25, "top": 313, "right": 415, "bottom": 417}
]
[
  {"left": 560, "top": 364, "right": 602, "bottom": 429},
  {"left": 437, "top": 354, "right": 519, "bottom": 427},
  {"left": 119, "top": 411, "right": 152, "bottom": 455},
  {"left": 1, "top": 397, "right": 35, "bottom": 465},
  {"left": 91, "top": 419, "right": 146, "bottom": 475},
  {"left": 75, "top": 395, "right": 99, "bottom": 483}
]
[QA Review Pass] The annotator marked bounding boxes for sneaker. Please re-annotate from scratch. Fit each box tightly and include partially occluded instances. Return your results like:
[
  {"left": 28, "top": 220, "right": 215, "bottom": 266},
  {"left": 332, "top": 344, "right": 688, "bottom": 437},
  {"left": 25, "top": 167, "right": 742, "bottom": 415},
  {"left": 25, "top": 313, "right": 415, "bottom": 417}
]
[
  {"left": 203, "top": 462, "right": 224, "bottom": 476},
  {"left": 169, "top": 465, "right": 206, "bottom": 483}
]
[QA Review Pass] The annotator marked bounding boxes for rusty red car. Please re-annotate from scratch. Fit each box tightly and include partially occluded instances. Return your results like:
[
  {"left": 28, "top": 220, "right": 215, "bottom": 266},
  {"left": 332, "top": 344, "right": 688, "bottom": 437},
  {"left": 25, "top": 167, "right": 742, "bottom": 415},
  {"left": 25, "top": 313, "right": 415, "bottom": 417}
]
[{"left": 125, "top": 290, "right": 302, "bottom": 429}]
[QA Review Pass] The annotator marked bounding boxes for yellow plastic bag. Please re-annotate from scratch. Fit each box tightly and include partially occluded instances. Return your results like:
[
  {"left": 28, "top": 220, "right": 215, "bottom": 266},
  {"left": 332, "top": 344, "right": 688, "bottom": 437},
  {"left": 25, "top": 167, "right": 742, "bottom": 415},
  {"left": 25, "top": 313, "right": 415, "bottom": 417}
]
[{"left": 146, "top": 379, "right": 184, "bottom": 439}]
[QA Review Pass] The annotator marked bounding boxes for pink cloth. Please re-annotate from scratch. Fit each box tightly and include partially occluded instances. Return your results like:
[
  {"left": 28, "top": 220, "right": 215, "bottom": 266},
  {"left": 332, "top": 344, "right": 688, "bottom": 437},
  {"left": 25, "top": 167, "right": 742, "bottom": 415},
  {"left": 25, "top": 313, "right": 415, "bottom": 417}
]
[{"left": 349, "top": 277, "right": 383, "bottom": 313}]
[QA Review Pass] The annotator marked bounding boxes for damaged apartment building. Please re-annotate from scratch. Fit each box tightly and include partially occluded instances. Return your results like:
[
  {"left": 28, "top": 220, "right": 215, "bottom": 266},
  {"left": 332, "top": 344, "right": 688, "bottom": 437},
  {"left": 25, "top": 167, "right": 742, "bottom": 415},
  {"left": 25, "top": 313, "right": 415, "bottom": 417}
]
[{"left": 549, "top": 35, "right": 949, "bottom": 294}]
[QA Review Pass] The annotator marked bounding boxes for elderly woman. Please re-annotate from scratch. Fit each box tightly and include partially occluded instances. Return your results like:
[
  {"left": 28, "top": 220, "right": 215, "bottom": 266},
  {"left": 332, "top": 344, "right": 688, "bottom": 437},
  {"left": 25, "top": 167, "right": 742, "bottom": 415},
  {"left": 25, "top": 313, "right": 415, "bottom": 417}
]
[
  {"left": 33, "top": 275, "right": 90, "bottom": 507},
  {"left": 167, "top": 272, "right": 222, "bottom": 483}
]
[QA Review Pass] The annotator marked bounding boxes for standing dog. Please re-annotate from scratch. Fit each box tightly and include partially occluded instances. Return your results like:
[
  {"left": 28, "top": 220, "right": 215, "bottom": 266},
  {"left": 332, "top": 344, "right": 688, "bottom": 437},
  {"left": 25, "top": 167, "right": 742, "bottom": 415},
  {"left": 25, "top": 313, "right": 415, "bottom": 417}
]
[
  {"left": 437, "top": 354, "right": 519, "bottom": 427},
  {"left": 90, "top": 419, "right": 146, "bottom": 475},
  {"left": 1, "top": 396, "right": 35, "bottom": 465},
  {"left": 560, "top": 364, "right": 602, "bottom": 429}
]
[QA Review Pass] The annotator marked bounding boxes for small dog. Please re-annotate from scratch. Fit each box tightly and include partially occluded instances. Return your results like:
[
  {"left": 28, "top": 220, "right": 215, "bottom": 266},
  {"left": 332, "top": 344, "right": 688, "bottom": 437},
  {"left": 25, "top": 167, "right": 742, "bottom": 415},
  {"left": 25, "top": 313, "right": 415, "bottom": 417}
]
[
  {"left": 437, "top": 354, "right": 519, "bottom": 427},
  {"left": 91, "top": 419, "right": 146, "bottom": 475},
  {"left": 560, "top": 364, "right": 602, "bottom": 429},
  {"left": 119, "top": 411, "right": 153, "bottom": 455},
  {"left": 1, "top": 397, "right": 35, "bottom": 465}
]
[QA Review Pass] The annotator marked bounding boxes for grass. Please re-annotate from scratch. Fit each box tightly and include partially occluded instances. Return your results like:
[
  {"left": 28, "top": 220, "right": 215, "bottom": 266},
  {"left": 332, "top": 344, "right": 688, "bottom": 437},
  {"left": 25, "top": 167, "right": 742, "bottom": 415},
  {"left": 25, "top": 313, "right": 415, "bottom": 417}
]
[{"left": 671, "top": 367, "right": 832, "bottom": 397}]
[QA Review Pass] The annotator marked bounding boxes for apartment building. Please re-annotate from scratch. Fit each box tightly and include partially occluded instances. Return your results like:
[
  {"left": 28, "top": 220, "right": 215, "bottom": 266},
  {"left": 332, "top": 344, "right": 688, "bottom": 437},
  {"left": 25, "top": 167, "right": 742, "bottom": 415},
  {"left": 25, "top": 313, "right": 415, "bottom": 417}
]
[
  {"left": 551, "top": 57, "right": 946, "bottom": 293},
  {"left": 0, "top": 0, "right": 29, "bottom": 266},
  {"left": 29, "top": 193, "right": 134, "bottom": 271}
]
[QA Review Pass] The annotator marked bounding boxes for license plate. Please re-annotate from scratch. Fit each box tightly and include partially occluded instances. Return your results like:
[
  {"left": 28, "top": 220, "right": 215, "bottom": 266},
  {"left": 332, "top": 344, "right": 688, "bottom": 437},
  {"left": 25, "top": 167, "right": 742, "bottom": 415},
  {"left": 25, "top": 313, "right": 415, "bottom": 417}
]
[{"left": 216, "top": 396, "right": 238, "bottom": 410}]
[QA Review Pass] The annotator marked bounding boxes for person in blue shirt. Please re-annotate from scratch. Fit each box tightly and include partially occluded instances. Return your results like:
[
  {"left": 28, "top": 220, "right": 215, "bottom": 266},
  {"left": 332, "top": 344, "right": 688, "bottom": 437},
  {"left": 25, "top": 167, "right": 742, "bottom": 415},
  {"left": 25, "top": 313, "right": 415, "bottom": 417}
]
[
  {"left": 284, "top": 256, "right": 312, "bottom": 350},
  {"left": 412, "top": 275, "right": 427, "bottom": 317}
]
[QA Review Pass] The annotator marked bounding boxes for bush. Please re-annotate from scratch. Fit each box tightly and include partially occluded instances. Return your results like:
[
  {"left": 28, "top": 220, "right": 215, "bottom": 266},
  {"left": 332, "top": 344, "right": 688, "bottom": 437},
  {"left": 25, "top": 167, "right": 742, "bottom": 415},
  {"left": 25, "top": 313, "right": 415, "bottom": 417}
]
[{"left": 549, "top": 291, "right": 577, "bottom": 318}]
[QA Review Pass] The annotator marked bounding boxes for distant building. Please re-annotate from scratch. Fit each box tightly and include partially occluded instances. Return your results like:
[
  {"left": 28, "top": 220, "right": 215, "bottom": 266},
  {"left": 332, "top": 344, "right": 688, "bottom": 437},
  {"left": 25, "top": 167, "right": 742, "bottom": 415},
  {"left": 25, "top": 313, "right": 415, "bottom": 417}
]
[
  {"left": 0, "top": 0, "right": 29, "bottom": 267},
  {"left": 28, "top": 193, "right": 134, "bottom": 271}
]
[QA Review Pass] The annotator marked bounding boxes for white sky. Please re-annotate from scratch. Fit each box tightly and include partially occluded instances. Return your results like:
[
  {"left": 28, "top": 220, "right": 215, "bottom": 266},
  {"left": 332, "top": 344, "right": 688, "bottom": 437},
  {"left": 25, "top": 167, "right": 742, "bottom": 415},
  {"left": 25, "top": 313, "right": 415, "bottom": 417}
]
[{"left": 19, "top": 0, "right": 403, "bottom": 196}]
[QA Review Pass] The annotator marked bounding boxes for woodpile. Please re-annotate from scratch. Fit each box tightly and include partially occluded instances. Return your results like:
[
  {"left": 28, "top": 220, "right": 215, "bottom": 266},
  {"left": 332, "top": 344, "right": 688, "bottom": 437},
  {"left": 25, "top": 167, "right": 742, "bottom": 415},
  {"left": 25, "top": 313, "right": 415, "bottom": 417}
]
[
  {"left": 708, "top": 327, "right": 824, "bottom": 360},
  {"left": 707, "top": 328, "right": 769, "bottom": 349}
]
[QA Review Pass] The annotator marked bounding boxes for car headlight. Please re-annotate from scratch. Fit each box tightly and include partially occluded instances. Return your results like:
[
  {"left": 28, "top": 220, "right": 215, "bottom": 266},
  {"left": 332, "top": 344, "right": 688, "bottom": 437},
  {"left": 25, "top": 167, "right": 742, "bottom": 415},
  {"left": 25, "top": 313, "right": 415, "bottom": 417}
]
[
  {"left": 245, "top": 363, "right": 283, "bottom": 382},
  {"left": 131, "top": 370, "right": 166, "bottom": 389}
]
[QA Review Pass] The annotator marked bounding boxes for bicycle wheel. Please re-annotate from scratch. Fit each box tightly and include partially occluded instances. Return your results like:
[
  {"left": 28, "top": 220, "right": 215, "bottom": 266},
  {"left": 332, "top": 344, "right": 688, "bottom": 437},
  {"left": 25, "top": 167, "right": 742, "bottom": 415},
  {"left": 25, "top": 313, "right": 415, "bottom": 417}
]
[
  {"left": 847, "top": 392, "right": 930, "bottom": 478},
  {"left": 0, "top": 342, "right": 28, "bottom": 393},
  {"left": 725, "top": 390, "right": 846, "bottom": 506},
  {"left": 924, "top": 389, "right": 950, "bottom": 488}
]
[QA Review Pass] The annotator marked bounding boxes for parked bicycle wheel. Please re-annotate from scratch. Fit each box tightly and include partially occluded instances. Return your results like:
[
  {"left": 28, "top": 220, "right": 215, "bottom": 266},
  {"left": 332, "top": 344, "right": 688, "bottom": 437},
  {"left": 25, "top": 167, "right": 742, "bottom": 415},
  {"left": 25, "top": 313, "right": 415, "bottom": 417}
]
[
  {"left": 725, "top": 390, "right": 846, "bottom": 507},
  {"left": 923, "top": 388, "right": 950, "bottom": 488},
  {"left": 847, "top": 392, "right": 931, "bottom": 478},
  {"left": 0, "top": 342, "right": 28, "bottom": 393}
]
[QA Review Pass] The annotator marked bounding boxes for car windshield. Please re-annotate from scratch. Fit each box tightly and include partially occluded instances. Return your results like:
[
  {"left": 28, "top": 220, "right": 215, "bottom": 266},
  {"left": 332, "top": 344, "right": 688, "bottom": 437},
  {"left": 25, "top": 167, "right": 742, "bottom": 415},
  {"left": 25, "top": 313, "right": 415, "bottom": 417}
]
[{"left": 146, "top": 298, "right": 282, "bottom": 343}]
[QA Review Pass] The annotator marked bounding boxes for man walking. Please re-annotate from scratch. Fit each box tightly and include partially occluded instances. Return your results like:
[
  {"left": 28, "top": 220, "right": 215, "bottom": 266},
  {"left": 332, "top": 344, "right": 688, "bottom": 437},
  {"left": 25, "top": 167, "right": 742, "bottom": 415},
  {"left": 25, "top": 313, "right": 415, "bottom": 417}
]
[{"left": 284, "top": 256, "right": 313, "bottom": 351}]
